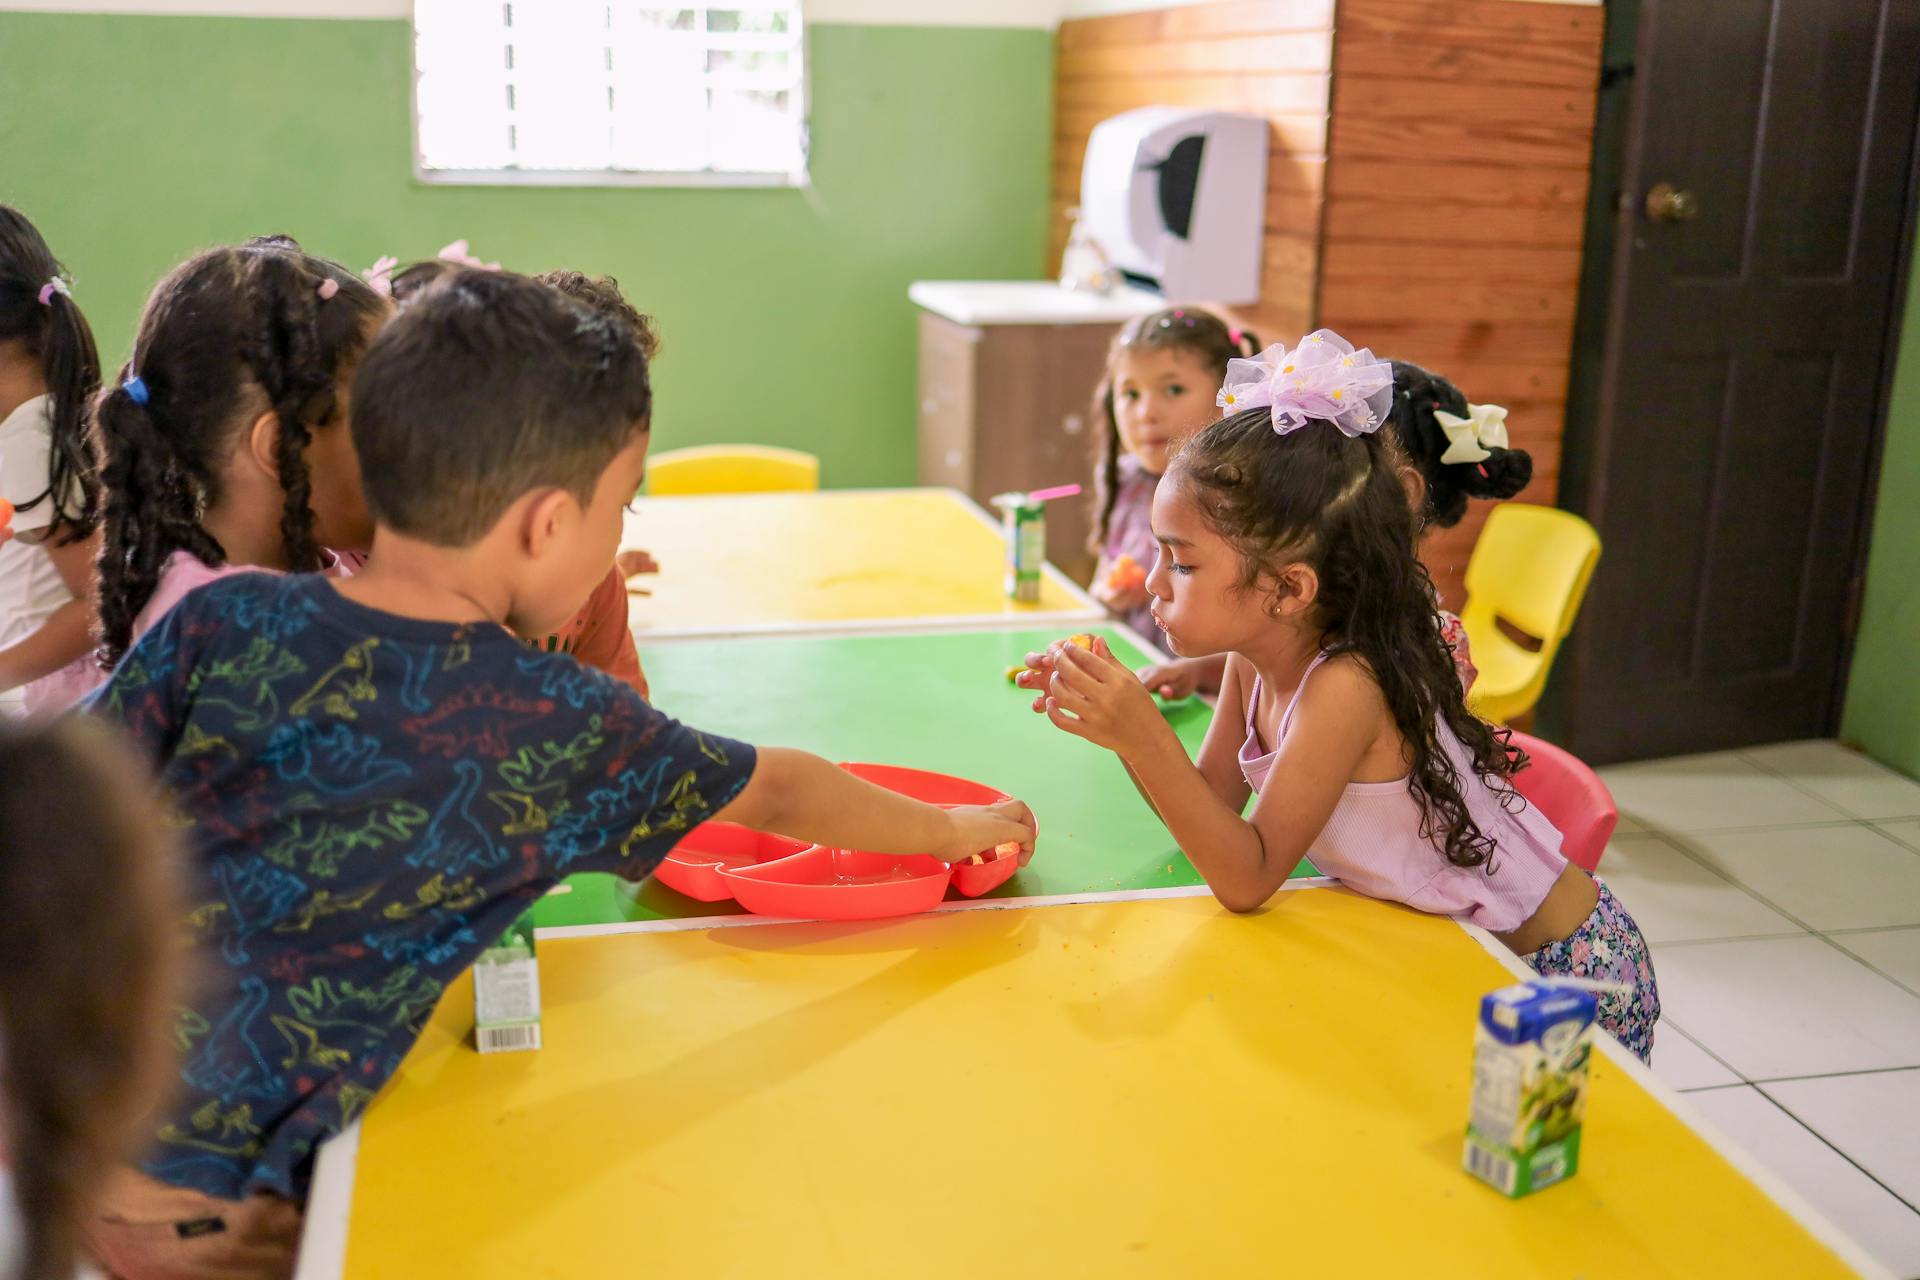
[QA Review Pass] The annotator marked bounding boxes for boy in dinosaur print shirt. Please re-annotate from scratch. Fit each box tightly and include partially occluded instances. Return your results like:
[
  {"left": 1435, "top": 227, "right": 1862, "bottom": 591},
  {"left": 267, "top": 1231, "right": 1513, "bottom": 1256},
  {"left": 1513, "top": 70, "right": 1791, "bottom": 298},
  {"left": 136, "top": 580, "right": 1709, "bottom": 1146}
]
[{"left": 82, "top": 270, "right": 1036, "bottom": 1280}]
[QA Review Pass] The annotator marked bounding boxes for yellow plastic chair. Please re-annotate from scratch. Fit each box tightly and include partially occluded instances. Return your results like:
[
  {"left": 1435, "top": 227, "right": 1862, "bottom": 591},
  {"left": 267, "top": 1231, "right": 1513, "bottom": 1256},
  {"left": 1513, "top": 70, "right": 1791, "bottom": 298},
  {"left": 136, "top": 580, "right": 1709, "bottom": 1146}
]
[
  {"left": 1459, "top": 504, "right": 1601, "bottom": 725},
  {"left": 645, "top": 444, "right": 820, "bottom": 496}
]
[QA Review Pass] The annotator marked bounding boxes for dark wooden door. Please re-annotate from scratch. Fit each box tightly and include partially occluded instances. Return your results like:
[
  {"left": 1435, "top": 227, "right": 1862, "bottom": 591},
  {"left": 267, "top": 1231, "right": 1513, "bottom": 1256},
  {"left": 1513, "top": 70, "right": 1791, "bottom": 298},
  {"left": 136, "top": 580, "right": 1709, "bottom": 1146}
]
[{"left": 1555, "top": 0, "right": 1920, "bottom": 763}]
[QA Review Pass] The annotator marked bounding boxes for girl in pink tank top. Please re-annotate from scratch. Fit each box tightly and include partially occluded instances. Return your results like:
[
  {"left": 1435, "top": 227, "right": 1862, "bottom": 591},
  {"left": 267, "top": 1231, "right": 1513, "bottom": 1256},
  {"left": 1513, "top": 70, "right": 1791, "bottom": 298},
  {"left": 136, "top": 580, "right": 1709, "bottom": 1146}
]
[{"left": 1019, "top": 330, "right": 1658, "bottom": 1061}]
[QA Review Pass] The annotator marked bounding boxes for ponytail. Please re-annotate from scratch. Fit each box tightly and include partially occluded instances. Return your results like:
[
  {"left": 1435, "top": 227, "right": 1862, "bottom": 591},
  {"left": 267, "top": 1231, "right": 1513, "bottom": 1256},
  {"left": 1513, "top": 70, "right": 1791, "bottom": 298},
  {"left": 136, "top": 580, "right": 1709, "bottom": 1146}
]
[
  {"left": 93, "top": 382, "right": 226, "bottom": 666},
  {"left": 1387, "top": 359, "right": 1534, "bottom": 528}
]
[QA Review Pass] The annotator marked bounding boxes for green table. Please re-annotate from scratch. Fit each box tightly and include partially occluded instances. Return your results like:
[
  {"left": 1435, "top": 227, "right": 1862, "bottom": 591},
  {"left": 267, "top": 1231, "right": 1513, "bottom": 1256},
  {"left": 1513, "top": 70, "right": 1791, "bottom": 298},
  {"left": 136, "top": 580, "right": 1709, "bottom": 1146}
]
[{"left": 532, "top": 625, "right": 1312, "bottom": 928}]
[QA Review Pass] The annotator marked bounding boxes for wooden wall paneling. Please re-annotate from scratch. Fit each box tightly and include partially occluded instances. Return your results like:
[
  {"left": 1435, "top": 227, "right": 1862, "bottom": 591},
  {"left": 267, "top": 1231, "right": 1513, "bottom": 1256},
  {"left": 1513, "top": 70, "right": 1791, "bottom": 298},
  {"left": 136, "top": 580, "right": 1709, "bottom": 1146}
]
[
  {"left": 1050, "top": 0, "right": 1338, "bottom": 344},
  {"left": 1048, "top": 0, "right": 1603, "bottom": 610},
  {"left": 1317, "top": 0, "right": 1604, "bottom": 607}
]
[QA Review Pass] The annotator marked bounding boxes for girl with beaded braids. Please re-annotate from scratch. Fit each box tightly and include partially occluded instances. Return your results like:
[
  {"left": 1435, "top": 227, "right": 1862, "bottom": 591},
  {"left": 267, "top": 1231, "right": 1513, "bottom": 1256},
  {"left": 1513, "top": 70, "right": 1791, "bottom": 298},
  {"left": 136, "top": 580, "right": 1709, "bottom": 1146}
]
[
  {"left": 1018, "top": 330, "right": 1659, "bottom": 1062},
  {"left": 0, "top": 204, "right": 104, "bottom": 713},
  {"left": 92, "top": 243, "right": 389, "bottom": 668}
]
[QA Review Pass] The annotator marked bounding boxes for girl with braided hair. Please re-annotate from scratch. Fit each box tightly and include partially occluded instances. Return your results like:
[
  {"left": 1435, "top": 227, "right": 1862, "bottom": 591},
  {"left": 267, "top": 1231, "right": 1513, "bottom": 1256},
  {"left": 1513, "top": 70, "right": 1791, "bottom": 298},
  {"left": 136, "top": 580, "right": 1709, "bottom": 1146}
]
[
  {"left": 92, "top": 243, "right": 389, "bottom": 667},
  {"left": 0, "top": 204, "right": 103, "bottom": 714}
]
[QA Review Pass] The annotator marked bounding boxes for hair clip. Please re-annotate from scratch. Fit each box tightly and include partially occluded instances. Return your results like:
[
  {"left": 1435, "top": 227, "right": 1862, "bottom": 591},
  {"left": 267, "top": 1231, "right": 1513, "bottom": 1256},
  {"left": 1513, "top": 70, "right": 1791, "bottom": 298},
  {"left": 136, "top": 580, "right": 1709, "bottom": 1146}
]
[
  {"left": 36, "top": 277, "right": 71, "bottom": 306},
  {"left": 316, "top": 277, "right": 340, "bottom": 301},
  {"left": 123, "top": 375, "right": 150, "bottom": 406},
  {"left": 1215, "top": 328, "right": 1393, "bottom": 438},
  {"left": 362, "top": 255, "right": 398, "bottom": 299}
]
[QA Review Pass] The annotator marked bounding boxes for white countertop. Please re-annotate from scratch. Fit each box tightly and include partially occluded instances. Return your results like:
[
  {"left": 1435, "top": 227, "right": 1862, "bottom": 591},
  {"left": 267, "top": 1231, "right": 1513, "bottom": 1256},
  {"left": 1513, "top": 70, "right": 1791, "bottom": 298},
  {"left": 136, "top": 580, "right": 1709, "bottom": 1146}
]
[{"left": 909, "top": 280, "right": 1166, "bottom": 326}]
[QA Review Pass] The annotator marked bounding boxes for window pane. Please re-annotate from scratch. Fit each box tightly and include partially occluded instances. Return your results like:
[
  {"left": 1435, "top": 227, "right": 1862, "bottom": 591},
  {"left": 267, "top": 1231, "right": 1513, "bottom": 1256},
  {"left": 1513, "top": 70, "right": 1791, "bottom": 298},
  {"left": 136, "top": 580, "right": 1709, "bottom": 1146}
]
[
  {"left": 608, "top": 16, "right": 709, "bottom": 171},
  {"left": 415, "top": 0, "right": 513, "bottom": 169},
  {"left": 709, "top": 89, "right": 800, "bottom": 172},
  {"left": 707, "top": 9, "right": 791, "bottom": 35},
  {"left": 417, "top": 0, "right": 806, "bottom": 178}
]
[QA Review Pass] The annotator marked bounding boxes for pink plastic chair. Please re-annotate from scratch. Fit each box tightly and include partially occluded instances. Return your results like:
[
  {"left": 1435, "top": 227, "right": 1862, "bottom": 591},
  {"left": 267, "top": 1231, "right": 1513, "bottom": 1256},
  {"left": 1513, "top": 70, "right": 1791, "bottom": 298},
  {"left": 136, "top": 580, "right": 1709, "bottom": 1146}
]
[{"left": 1504, "top": 730, "right": 1617, "bottom": 872}]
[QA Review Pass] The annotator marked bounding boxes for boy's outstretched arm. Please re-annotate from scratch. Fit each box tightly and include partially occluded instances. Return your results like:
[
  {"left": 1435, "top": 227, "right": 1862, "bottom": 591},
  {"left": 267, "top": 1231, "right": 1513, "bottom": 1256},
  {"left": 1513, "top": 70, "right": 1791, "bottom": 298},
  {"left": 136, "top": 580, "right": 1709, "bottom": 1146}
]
[{"left": 716, "top": 747, "right": 1037, "bottom": 864}]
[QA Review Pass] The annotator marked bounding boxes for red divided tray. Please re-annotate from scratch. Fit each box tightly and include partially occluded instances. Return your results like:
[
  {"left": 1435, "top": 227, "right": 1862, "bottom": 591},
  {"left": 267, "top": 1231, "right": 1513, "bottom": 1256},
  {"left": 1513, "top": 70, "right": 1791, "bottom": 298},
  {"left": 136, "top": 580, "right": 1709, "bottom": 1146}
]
[
  {"left": 652, "top": 764, "right": 1027, "bottom": 920},
  {"left": 652, "top": 823, "right": 814, "bottom": 902}
]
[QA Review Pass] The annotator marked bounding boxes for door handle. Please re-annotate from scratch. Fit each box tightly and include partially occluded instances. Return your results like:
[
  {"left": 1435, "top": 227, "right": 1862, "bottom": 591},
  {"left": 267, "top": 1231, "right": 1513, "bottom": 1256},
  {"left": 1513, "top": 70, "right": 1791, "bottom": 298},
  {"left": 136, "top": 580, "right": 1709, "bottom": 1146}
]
[{"left": 1645, "top": 182, "right": 1698, "bottom": 223}]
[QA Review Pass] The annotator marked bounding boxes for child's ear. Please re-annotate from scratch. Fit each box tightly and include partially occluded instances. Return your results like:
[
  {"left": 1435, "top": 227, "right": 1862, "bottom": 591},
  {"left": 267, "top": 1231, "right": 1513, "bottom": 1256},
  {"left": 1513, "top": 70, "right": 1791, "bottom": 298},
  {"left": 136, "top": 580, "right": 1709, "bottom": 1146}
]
[
  {"left": 1266, "top": 562, "right": 1320, "bottom": 618},
  {"left": 244, "top": 409, "right": 282, "bottom": 478},
  {"left": 1396, "top": 462, "right": 1425, "bottom": 513},
  {"left": 518, "top": 487, "right": 576, "bottom": 559}
]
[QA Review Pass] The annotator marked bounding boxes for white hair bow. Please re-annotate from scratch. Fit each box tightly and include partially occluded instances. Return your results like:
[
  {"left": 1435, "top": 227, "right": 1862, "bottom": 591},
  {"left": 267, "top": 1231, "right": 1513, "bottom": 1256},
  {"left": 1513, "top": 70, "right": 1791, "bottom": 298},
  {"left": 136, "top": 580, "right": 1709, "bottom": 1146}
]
[{"left": 1433, "top": 403, "right": 1510, "bottom": 464}]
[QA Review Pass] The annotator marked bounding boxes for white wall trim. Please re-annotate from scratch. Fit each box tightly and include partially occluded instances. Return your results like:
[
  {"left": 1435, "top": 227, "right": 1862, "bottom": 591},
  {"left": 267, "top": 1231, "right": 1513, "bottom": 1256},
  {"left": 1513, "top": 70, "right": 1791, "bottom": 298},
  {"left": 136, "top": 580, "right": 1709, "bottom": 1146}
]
[
  {"left": 0, "top": 0, "right": 1078, "bottom": 22},
  {"left": 1056, "top": 0, "right": 1594, "bottom": 13},
  {"left": 0, "top": 0, "right": 410, "bottom": 14},
  {"left": 0, "top": 0, "right": 409, "bottom": 14}
]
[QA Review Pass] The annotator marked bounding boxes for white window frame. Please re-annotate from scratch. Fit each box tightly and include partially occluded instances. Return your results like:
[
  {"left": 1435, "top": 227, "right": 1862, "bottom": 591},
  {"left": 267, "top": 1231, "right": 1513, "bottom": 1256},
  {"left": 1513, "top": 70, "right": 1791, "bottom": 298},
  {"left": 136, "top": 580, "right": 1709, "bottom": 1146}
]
[{"left": 410, "top": 2, "right": 811, "bottom": 190}]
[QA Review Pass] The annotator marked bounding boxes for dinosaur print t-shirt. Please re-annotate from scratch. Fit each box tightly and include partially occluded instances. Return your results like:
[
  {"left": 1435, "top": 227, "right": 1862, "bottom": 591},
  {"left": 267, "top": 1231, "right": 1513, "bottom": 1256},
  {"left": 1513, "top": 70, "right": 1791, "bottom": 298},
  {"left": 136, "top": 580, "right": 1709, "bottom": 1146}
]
[{"left": 89, "top": 572, "right": 756, "bottom": 1203}]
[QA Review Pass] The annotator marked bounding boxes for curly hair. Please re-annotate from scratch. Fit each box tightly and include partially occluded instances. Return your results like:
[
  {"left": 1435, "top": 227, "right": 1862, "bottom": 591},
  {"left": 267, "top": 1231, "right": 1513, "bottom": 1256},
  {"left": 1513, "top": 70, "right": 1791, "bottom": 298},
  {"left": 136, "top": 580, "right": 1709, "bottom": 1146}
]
[
  {"left": 1173, "top": 408, "right": 1523, "bottom": 870},
  {"left": 92, "top": 244, "right": 386, "bottom": 665},
  {"left": 532, "top": 270, "right": 661, "bottom": 362},
  {"left": 0, "top": 717, "right": 184, "bottom": 1280},
  {"left": 0, "top": 204, "right": 102, "bottom": 545},
  {"left": 1385, "top": 359, "right": 1533, "bottom": 528},
  {"left": 1089, "top": 306, "right": 1254, "bottom": 553}
]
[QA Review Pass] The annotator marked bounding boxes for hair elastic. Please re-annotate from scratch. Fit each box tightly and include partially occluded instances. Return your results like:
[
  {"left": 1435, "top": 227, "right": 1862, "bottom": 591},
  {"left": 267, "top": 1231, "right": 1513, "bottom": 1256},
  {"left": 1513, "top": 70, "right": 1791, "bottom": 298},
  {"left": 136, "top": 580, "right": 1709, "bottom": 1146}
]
[
  {"left": 36, "top": 277, "right": 70, "bottom": 306},
  {"left": 123, "top": 376, "right": 150, "bottom": 406}
]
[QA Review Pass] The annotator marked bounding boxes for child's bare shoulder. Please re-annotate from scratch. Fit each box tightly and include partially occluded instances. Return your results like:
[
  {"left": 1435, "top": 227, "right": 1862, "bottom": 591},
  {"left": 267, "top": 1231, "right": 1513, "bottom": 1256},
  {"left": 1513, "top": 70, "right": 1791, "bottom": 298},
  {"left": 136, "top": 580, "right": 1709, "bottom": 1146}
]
[{"left": 1305, "top": 651, "right": 1390, "bottom": 714}]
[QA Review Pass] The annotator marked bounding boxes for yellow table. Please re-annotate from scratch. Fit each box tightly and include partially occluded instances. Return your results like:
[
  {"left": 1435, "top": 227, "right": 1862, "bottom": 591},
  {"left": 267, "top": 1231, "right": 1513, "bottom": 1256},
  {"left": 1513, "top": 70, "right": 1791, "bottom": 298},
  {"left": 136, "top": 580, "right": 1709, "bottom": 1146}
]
[
  {"left": 621, "top": 488, "right": 1099, "bottom": 639},
  {"left": 298, "top": 888, "right": 1877, "bottom": 1278}
]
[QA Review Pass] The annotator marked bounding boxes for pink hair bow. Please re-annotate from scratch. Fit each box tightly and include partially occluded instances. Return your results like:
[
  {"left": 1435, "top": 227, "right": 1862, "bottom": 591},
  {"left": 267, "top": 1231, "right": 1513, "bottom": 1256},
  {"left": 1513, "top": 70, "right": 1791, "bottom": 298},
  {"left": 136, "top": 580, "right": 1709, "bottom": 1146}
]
[
  {"left": 1216, "top": 328, "right": 1394, "bottom": 438},
  {"left": 438, "top": 239, "right": 500, "bottom": 271},
  {"left": 362, "top": 255, "right": 398, "bottom": 299}
]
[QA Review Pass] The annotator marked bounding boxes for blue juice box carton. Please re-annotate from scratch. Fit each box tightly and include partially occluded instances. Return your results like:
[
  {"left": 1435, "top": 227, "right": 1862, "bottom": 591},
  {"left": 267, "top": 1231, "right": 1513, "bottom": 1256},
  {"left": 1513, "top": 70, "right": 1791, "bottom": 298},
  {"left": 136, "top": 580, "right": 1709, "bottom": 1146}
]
[{"left": 1463, "top": 981, "right": 1598, "bottom": 1197}]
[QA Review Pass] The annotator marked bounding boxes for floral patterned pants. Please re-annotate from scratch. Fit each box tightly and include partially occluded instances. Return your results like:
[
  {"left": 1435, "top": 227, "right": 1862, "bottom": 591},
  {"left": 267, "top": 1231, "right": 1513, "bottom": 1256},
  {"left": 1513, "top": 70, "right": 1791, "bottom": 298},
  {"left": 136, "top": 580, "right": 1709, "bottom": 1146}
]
[{"left": 1526, "top": 879, "right": 1661, "bottom": 1063}]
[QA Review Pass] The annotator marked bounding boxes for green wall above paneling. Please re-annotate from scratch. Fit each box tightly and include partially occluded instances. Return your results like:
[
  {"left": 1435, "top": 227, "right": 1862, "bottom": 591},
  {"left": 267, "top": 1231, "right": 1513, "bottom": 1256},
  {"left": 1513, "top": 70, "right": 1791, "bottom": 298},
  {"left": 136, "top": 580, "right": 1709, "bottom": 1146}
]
[{"left": 0, "top": 13, "right": 1054, "bottom": 488}]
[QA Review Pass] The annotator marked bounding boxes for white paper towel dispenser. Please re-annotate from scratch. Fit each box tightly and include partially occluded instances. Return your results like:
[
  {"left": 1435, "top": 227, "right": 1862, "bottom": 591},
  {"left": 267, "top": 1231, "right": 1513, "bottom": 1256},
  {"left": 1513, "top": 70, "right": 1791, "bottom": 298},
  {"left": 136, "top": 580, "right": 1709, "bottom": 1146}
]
[{"left": 1077, "top": 106, "right": 1269, "bottom": 305}]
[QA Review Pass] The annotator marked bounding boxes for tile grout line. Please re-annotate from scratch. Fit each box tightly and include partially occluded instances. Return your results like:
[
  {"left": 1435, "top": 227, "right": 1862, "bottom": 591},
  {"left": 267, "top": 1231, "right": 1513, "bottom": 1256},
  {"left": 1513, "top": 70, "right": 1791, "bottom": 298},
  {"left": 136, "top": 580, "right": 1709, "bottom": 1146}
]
[
  {"left": 1637, "top": 831, "right": 1827, "bottom": 938},
  {"left": 1655, "top": 931, "right": 1817, "bottom": 950},
  {"left": 1734, "top": 745, "right": 1912, "bottom": 825},
  {"left": 1659, "top": 1020, "right": 1747, "bottom": 1088},
  {"left": 1644, "top": 830, "right": 1920, "bottom": 948},
  {"left": 1866, "top": 820, "right": 1920, "bottom": 858},
  {"left": 1618, "top": 817, "right": 1872, "bottom": 839},
  {"left": 1810, "top": 930, "right": 1920, "bottom": 1002},
  {"left": 1745, "top": 1063, "right": 1920, "bottom": 1086},
  {"left": 1750, "top": 1086, "right": 1920, "bottom": 1218}
]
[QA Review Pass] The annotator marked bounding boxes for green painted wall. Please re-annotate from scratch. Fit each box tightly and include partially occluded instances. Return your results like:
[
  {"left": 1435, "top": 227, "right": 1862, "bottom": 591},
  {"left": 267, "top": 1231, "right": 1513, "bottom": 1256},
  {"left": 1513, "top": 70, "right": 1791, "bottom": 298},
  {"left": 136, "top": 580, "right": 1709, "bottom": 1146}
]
[
  {"left": 1843, "top": 231, "right": 1920, "bottom": 778},
  {"left": 0, "top": 12, "right": 1054, "bottom": 488}
]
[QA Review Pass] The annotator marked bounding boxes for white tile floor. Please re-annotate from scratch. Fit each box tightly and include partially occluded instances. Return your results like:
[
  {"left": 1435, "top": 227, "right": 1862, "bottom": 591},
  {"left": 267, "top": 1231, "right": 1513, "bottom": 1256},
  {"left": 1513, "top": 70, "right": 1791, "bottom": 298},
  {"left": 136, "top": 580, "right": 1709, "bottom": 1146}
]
[{"left": 1597, "top": 740, "right": 1920, "bottom": 1278}]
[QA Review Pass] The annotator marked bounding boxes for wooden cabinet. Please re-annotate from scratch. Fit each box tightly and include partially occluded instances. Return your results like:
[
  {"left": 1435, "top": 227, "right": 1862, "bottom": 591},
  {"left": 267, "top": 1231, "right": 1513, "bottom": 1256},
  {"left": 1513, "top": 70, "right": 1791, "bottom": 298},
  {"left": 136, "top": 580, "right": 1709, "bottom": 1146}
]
[{"left": 913, "top": 284, "right": 1161, "bottom": 585}]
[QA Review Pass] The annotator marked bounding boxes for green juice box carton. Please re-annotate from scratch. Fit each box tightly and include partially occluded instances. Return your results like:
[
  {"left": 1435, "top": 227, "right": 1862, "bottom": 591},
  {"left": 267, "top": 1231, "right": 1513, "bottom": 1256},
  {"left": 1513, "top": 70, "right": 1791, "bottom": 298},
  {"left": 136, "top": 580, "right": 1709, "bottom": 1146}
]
[
  {"left": 473, "top": 913, "right": 542, "bottom": 1054},
  {"left": 1463, "top": 981, "right": 1598, "bottom": 1197}
]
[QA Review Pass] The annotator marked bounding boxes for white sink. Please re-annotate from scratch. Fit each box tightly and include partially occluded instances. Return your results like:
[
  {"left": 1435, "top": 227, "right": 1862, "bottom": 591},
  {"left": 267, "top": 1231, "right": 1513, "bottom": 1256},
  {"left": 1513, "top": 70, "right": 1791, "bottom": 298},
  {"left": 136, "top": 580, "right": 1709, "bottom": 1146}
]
[{"left": 908, "top": 280, "right": 1165, "bottom": 327}]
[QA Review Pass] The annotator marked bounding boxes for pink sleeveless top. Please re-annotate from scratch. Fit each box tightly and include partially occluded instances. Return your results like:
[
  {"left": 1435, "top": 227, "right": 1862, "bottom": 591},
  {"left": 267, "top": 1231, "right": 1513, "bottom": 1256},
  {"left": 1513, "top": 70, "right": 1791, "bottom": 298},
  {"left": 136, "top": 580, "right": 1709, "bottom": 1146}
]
[{"left": 1238, "top": 652, "right": 1567, "bottom": 932}]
